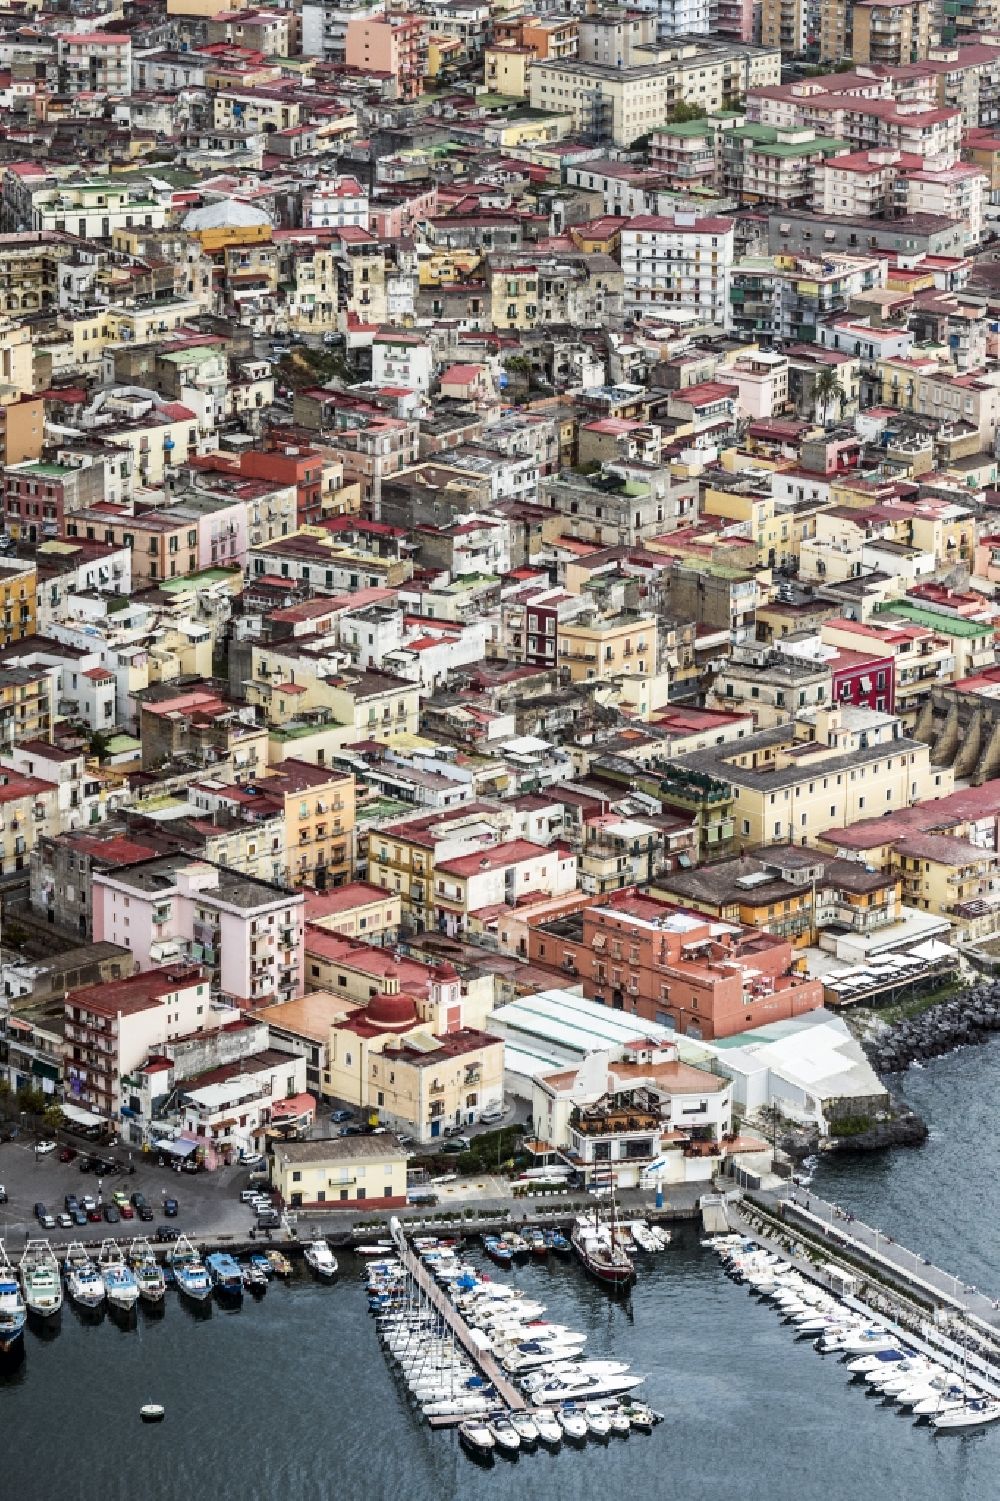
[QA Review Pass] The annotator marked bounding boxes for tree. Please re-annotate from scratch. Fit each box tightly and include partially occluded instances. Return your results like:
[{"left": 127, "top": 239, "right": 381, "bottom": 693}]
[
  {"left": 812, "top": 365, "right": 843, "bottom": 426},
  {"left": 668, "top": 101, "right": 706, "bottom": 124}
]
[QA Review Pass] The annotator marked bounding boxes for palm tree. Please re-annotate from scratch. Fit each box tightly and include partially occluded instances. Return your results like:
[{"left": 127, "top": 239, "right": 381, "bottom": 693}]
[{"left": 812, "top": 365, "right": 843, "bottom": 426}]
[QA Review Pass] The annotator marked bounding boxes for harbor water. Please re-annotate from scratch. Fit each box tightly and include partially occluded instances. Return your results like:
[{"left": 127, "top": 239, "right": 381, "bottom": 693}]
[{"left": 4, "top": 1042, "right": 999, "bottom": 1501}]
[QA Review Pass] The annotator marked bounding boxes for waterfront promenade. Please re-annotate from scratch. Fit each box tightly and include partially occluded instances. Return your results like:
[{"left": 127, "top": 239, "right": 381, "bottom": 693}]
[{"left": 773, "top": 1185, "right": 1000, "bottom": 1332}]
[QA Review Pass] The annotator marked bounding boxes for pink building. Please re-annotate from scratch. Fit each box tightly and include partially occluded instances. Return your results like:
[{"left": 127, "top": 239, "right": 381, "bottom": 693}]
[{"left": 93, "top": 857, "right": 305, "bottom": 1008}]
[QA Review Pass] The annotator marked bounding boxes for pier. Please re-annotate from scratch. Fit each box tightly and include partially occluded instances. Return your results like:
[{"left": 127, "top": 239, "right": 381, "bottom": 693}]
[{"left": 388, "top": 1220, "right": 526, "bottom": 1417}]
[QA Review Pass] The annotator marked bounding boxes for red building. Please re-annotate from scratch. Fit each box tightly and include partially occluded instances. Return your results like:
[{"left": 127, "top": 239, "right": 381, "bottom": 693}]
[{"left": 828, "top": 647, "right": 895, "bottom": 714}]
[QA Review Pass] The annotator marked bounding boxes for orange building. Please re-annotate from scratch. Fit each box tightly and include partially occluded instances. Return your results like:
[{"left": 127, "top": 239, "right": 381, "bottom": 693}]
[
  {"left": 530, "top": 889, "right": 823, "bottom": 1040},
  {"left": 345, "top": 13, "right": 429, "bottom": 100}
]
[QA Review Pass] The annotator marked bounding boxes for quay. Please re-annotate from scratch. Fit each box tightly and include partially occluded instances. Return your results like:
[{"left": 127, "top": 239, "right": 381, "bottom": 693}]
[
  {"left": 388, "top": 1218, "right": 527, "bottom": 1419},
  {"left": 732, "top": 1193, "right": 1000, "bottom": 1396}
]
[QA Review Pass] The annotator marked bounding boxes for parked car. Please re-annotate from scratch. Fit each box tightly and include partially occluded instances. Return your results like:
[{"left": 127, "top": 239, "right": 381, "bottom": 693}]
[
  {"left": 78, "top": 1158, "right": 91, "bottom": 1173},
  {"left": 33, "top": 1202, "right": 48, "bottom": 1224},
  {"left": 71, "top": 1209, "right": 87, "bottom": 1227},
  {"left": 238, "top": 1153, "right": 265, "bottom": 1169},
  {"left": 339, "top": 1125, "right": 365, "bottom": 1137},
  {"left": 87, "top": 1207, "right": 103, "bottom": 1223},
  {"left": 64, "top": 1194, "right": 79, "bottom": 1213},
  {"left": 256, "top": 1210, "right": 281, "bottom": 1229},
  {"left": 0, "top": 1186, "right": 6, "bottom": 1204},
  {"left": 164, "top": 1198, "right": 178, "bottom": 1217},
  {"left": 59, "top": 1147, "right": 76, "bottom": 1163},
  {"left": 479, "top": 1106, "right": 505, "bottom": 1125},
  {"left": 34, "top": 1140, "right": 56, "bottom": 1156},
  {"left": 330, "top": 1109, "right": 353, "bottom": 1123},
  {"left": 240, "top": 1189, "right": 261, "bottom": 1203},
  {"left": 155, "top": 1226, "right": 180, "bottom": 1243},
  {"left": 81, "top": 1195, "right": 96, "bottom": 1213},
  {"left": 119, "top": 1203, "right": 134, "bottom": 1220},
  {"left": 56, "top": 1213, "right": 72, "bottom": 1229},
  {"left": 396, "top": 1134, "right": 414, "bottom": 1147},
  {"left": 271, "top": 344, "right": 290, "bottom": 358},
  {"left": 131, "top": 1191, "right": 147, "bottom": 1210},
  {"left": 441, "top": 1137, "right": 471, "bottom": 1154},
  {"left": 138, "top": 1205, "right": 154, "bottom": 1222},
  {"left": 408, "top": 1191, "right": 439, "bottom": 1207},
  {"left": 181, "top": 1159, "right": 200, "bottom": 1174},
  {"left": 443, "top": 1124, "right": 467, "bottom": 1138},
  {"left": 103, "top": 1205, "right": 120, "bottom": 1224}
]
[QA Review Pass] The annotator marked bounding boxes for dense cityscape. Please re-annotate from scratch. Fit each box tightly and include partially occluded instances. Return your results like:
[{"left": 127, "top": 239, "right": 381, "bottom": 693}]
[{"left": 1, "top": 0, "right": 1000, "bottom": 1488}]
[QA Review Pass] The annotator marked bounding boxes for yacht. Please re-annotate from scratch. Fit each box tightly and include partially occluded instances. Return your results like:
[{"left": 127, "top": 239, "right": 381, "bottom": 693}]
[
  {"left": 489, "top": 1415, "right": 521, "bottom": 1454},
  {"left": 20, "top": 1240, "right": 63, "bottom": 1320},
  {"left": 510, "top": 1413, "right": 539, "bottom": 1448},
  {"left": 304, "top": 1240, "right": 338, "bottom": 1279},
  {"left": 556, "top": 1405, "right": 588, "bottom": 1442},
  {"left": 583, "top": 1404, "right": 612, "bottom": 1439},
  {"left": 63, "top": 1244, "right": 105, "bottom": 1311},
  {"left": 0, "top": 1243, "right": 26, "bottom": 1351},
  {"left": 533, "top": 1371, "right": 645, "bottom": 1404},
  {"left": 522, "top": 1360, "right": 632, "bottom": 1393},
  {"left": 933, "top": 1399, "right": 1000, "bottom": 1430},
  {"left": 535, "top": 1410, "right": 562, "bottom": 1446},
  {"left": 571, "top": 1210, "right": 635, "bottom": 1293},
  {"left": 458, "top": 1420, "right": 495, "bottom": 1457}
]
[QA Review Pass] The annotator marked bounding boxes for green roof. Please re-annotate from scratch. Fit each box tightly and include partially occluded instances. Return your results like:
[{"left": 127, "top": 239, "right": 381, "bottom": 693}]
[
  {"left": 876, "top": 601, "right": 991, "bottom": 638},
  {"left": 656, "top": 119, "right": 713, "bottom": 138},
  {"left": 726, "top": 123, "right": 848, "bottom": 158},
  {"left": 104, "top": 734, "right": 140, "bottom": 754},
  {"left": 19, "top": 463, "right": 70, "bottom": 478}
]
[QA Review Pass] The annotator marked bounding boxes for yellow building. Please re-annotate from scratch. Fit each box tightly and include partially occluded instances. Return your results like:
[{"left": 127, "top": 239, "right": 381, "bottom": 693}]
[
  {"left": 850, "top": 0, "right": 932, "bottom": 65},
  {"left": 212, "top": 90, "right": 299, "bottom": 133},
  {"left": 0, "top": 560, "right": 36, "bottom": 646},
  {"left": 304, "top": 881, "right": 401, "bottom": 940},
  {"left": 675, "top": 704, "right": 951, "bottom": 847},
  {"left": 270, "top": 1134, "right": 409, "bottom": 1210},
  {"left": 257, "top": 762, "right": 356, "bottom": 890},
  {"left": 418, "top": 248, "right": 482, "bottom": 286},
  {"left": 485, "top": 44, "right": 532, "bottom": 98},
  {"left": 558, "top": 610, "right": 657, "bottom": 682},
  {"left": 326, "top": 968, "right": 505, "bottom": 1141},
  {"left": 427, "top": 34, "right": 463, "bottom": 76},
  {"left": 0, "top": 665, "right": 53, "bottom": 747}
]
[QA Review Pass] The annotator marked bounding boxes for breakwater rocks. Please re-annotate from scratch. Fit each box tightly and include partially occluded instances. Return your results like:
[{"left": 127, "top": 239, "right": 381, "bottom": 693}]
[{"left": 866, "top": 985, "right": 1000, "bottom": 1074}]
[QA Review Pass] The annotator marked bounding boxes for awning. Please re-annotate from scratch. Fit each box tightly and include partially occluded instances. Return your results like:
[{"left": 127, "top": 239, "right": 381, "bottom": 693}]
[
  {"left": 62, "top": 1102, "right": 106, "bottom": 1129},
  {"left": 153, "top": 1137, "right": 199, "bottom": 1159}
]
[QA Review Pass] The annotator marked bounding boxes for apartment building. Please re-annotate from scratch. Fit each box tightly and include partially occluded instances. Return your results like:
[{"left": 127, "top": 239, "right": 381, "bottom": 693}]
[
  {"left": 558, "top": 611, "right": 658, "bottom": 683},
  {"left": 721, "top": 124, "right": 850, "bottom": 208},
  {"left": 57, "top": 32, "right": 132, "bottom": 94},
  {"left": 672, "top": 704, "right": 949, "bottom": 846},
  {"left": 63, "top": 964, "right": 214, "bottom": 1119},
  {"left": 620, "top": 214, "right": 734, "bottom": 325},
  {"left": 344, "top": 12, "right": 429, "bottom": 100},
  {"left": 93, "top": 858, "right": 306, "bottom": 1008}
]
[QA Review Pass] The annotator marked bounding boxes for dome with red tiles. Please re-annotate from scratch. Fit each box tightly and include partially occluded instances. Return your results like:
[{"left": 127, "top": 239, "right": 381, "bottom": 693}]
[{"left": 366, "top": 991, "right": 418, "bottom": 1028}]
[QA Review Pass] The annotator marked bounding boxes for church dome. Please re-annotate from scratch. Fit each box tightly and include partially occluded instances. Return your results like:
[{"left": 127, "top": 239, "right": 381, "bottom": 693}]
[{"left": 366, "top": 990, "right": 418, "bottom": 1028}]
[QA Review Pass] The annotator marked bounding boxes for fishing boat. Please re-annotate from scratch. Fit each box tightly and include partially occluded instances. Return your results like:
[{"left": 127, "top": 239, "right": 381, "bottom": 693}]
[
  {"left": 546, "top": 1229, "right": 571, "bottom": 1257},
  {"left": 169, "top": 1237, "right": 212, "bottom": 1302},
  {"left": 0, "top": 1242, "right": 26, "bottom": 1351},
  {"left": 206, "top": 1252, "right": 244, "bottom": 1300},
  {"left": 570, "top": 1207, "right": 635, "bottom": 1293},
  {"left": 265, "top": 1249, "right": 292, "bottom": 1278},
  {"left": 242, "top": 1261, "right": 269, "bottom": 1294},
  {"left": 64, "top": 1244, "right": 105, "bottom": 1311},
  {"left": 621, "top": 1401, "right": 660, "bottom": 1432},
  {"left": 304, "top": 1240, "right": 338, "bottom": 1278},
  {"left": 100, "top": 1242, "right": 140, "bottom": 1311},
  {"left": 136, "top": 1258, "right": 167, "bottom": 1306},
  {"left": 20, "top": 1240, "right": 63, "bottom": 1320},
  {"left": 458, "top": 1420, "right": 495, "bottom": 1457},
  {"left": 482, "top": 1236, "right": 513, "bottom": 1270},
  {"left": 525, "top": 1229, "right": 548, "bottom": 1260}
]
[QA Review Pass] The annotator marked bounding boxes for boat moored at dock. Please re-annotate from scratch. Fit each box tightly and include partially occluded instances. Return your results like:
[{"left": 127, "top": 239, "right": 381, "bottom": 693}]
[
  {"left": 63, "top": 1244, "right": 105, "bottom": 1311},
  {"left": 206, "top": 1252, "right": 244, "bottom": 1300},
  {"left": 20, "top": 1241, "right": 63, "bottom": 1321},
  {"left": 0, "top": 1242, "right": 26, "bottom": 1351}
]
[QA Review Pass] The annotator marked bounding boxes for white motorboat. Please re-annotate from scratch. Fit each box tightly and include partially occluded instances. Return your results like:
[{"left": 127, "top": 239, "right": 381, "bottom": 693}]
[
  {"left": 510, "top": 1413, "right": 539, "bottom": 1448},
  {"left": 140, "top": 1404, "right": 165, "bottom": 1423},
  {"left": 933, "top": 1399, "right": 1000, "bottom": 1430},
  {"left": 521, "top": 1360, "right": 631, "bottom": 1392},
  {"left": 534, "top": 1410, "right": 562, "bottom": 1446},
  {"left": 867, "top": 1358, "right": 932, "bottom": 1391},
  {"left": 913, "top": 1385, "right": 973, "bottom": 1417},
  {"left": 458, "top": 1420, "right": 495, "bottom": 1456},
  {"left": 583, "top": 1403, "right": 612, "bottom": 1438},
  {"left": 837, "top": 1327, "right": 897, "bottom": 1355},
  {"left": 557, "top": 1405, "right": 588, "bottom": 1442},
  {"left": 304, "top": 1241, "right": 338, "bottom": 1278},
  {"left": 424, "top": 1396, "right": 493, "bottom": 1418},
  {"left": 533, "top": 1372, "right": 645, "bottom": 1404},
  {"left": 607, "top": 1405, "right": 632, "bottom": 1436},
  {"left": 63, "top": 1244, "right": 105, "bottom": 1311},
  {"left": 846, "top": 1348, "right": 908, "bottom": 1375},
  {"left": 489, "top": 1416, "right": 520, "bottom": 1454},
  {"left": 357, "top": 1241, "right": 396, "bottom": 1258}
]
